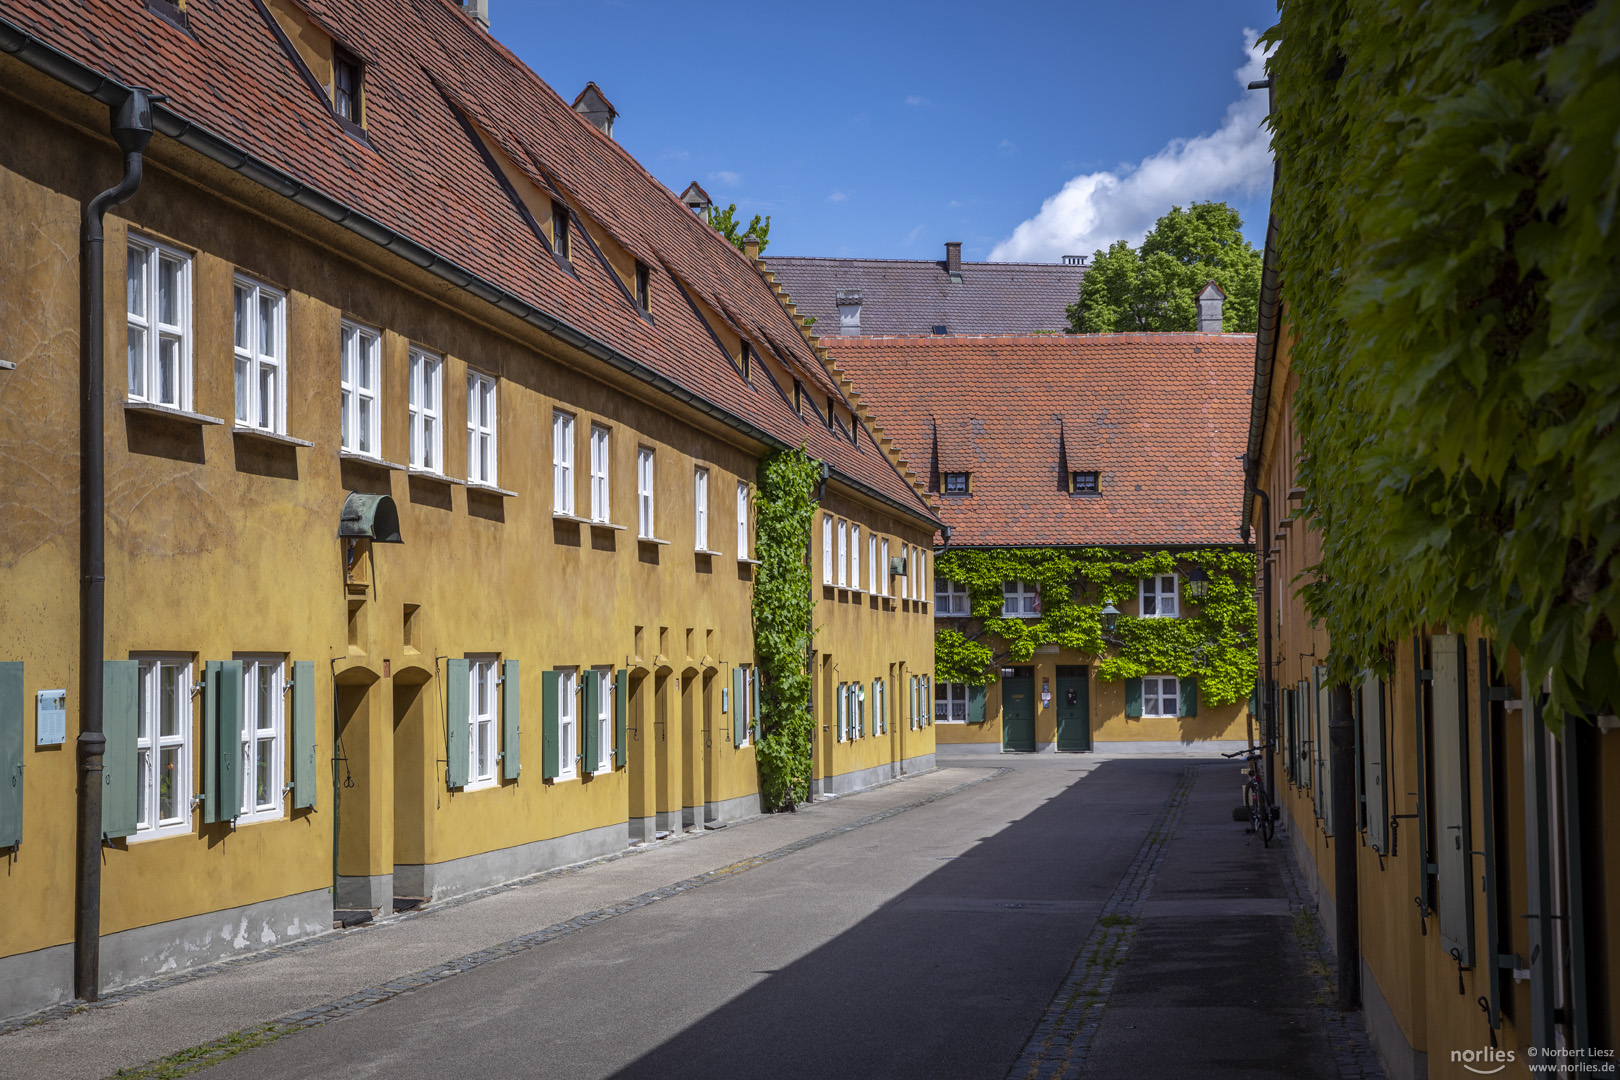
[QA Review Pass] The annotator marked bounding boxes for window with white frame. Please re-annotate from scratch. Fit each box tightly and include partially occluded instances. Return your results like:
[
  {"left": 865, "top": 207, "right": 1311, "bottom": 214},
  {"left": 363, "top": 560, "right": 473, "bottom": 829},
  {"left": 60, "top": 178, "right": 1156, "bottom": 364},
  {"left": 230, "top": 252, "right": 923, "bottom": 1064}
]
[
  {"left": 134, "top": 656, "right": 192, "bottom": 839},
  {"left": 340, "top": 321, "right": 380, "bottom": 456},
  {"left": 1140, "top": 575, "right": 1179, "bottom": 618},
  {"left": 637, "top": 447, "right": 655, "bottom": 538},
  {"left": 553, "top": 411, "right": 575, "bottom": 514},
  {"left": 880, "top": 539, "right": 890, "bottom": 596},
  {"left": 126, "top": 235, "right": 192, "bottom": 410},
  {"left": 900, "top": 545, "right": 910, "bottom": 599},
  {"left": 556, "top": 668, "right": 578, "bottom": 780},
  {"left": 594, "top": 668, "right": 614, "bottom": 772},
  {"left": 1142, "top": 675, "right": 1180, "bottom": 717},
  {"left": 868, "top": 534, "right": 878, "bottom": 593},
  {"left": 935, "top": 578, "right": 970, "bottom": 615},
  {"left": 914, "top": 549, "right": 926, "bottom": 601},
  {"left": 694, "top": 466, "right": 710, "bottom": 548},
  {"left": 736, "top": 481, "right": 750, "bottom": 558},
  {"left": 875, "top": 678, "right": 887, "bottom": 734},
  {"left": 238, "top": 657, "right": 285, "bottom": 823},
  {"left": 589, "top": 424, "right": 611, "bottom": 521},
  {"left": 408, "top": 348, "right": 443, "bottom": 472},
  {"left": 736, "top": 665, "right": 754, "bottom": 747},
  {"left": 850, "top": 524, "right": 861, "bottom": 589},
  {"left": 232, "top": 277, "right": 285, "bottom": 433},
  {"left": 1002, "top": 580, "right": 1040, "bottom": 617},
  {"left": 822, "top": 514, "right": 833, "bottom": 584},
  {"left": 837, "top": 520, "right": 848, "bottom": 586},
  {"left": 936, "top": 681, "right": 969, "bottom": 723},
  {"left": 467, "top": 658, "right": 498, "bottom": 789},
  {"left": 836, "top": 681, "right": 847, "bottom": 741},
  {"left": 467, "top": 371, "right": 497, "bottom": 486}
]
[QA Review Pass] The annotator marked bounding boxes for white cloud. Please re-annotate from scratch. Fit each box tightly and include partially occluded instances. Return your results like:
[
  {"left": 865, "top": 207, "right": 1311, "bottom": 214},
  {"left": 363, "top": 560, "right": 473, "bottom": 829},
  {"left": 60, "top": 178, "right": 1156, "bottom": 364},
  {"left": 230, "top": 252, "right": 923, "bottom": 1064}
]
[
  {"left": 708, "top": 170, "right": 741, "bottom": 187},
  {"left": 997, "top": 139, "right": 1017, "bottom": 157},
  {"left": 827, "top": 190, "right": 848, "bottom": 203},
  {"left": 905, "top": 95, "right": 930, "bottom": 106},
  {"left": 989, "top": 31, "right": 1273, "bottom": 262},
  {"left": 902, "top": 224, "right": 927, "bottom": 245},
  {"left": 661, "top": 148, "right": 690, "bottom": 161}
]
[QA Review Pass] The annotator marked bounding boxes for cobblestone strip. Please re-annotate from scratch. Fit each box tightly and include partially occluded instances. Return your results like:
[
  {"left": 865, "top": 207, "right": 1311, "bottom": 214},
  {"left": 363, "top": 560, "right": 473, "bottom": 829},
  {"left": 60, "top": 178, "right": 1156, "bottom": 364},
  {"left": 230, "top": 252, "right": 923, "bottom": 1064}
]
[
  {"left": 1004, "top": 764, "right": 1198, "bottom": 1080},
  {"left": 1275, "top": 836, "right": 1388, "bottom": 1080},
  {"left": 59, "top": 768, "right": 1008, "bottom": 1078}
]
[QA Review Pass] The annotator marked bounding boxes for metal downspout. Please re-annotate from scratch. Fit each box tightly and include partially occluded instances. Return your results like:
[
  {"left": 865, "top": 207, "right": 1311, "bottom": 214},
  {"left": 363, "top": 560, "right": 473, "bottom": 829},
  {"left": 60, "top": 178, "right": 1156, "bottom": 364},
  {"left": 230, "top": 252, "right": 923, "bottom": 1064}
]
[
  {"left": 76, "top": 87, "right": 156, "bottom": 1003},
  {"left": 1249, "top": 484, "right": 1275, "bottom": 802},
  {"left": 1329, "top": 681, "right": 1361, "bottom": 1010}
]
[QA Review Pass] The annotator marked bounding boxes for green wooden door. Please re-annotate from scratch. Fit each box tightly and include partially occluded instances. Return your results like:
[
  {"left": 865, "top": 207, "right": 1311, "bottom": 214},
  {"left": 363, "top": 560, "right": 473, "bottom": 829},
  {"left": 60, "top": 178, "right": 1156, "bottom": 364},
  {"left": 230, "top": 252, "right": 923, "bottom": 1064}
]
[
  {"left": 1002, "top": 668, "right": 1035, "bottom": 752},
  {"left": 1056, "top": 666, "right": 1090, "bottom": 752}
]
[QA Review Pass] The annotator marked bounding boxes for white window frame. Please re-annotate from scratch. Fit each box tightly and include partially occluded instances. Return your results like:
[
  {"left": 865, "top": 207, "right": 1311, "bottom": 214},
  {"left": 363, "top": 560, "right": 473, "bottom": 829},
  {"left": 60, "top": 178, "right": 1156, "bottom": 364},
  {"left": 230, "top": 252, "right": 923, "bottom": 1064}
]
[
  {"left": 1143, "top": 675, "right": 1180, "bottom": 718},
  {"left": 594, "top": 667, "right": 614, "bottom": 772},
  {"left": 589, "top": 424, "right": 611, "bottom": 521},
  {"left": 736, "top": 481, "right": 750, "bottom": 558},
  {"left": 125, "top": 235, "right": 193, "bottom": 411},
  {"left": 822, "top": 515, "right": 834, "bottom": 584},
  {"left": 836, "top": 681, "right": 847, "bottom": 742},
  {"left": 850, "top": 524, "right": 861, "bottom": 591},
  {"left": 555, "top": 668, "right": 578, "bottom": 781},
  {"left": 237, "top": 656, "right": 285, "bottom": 824},
  {"left": 553, "top": 411, "right": 575, "bottom": 514},
  {"left": 868, "top": 534, "right": 878, "bottom": 593},
  {"left": 232, "top": 276, "right": 286, "bottom": 434},
  {"left": 736, "top": 665, "right": 754, "bottom": 748},
  {"left": 466, "top": 657, "right": 498, "bottom": 790},
  {"left": 408, "top": 347, "right": 443, "bottom": 473},
  {"left": 900, "top": 545, "right": 910, "bottom": 599},
  {"left": 936, "top": 681, "right": 969, "bottom": 723},
  {"left": 914, "top": 549, "right": 926, "bottom": 601},
  {"left": 837, "top": 520, "right": 848, "bottom": 587},
  {"left": 694, "top": 467, "right": 710, "bottom": 549},
  {"left": 1140, "top": 575, "right": 1179, "bottom": 618},
  {"left": 935, "top": 578, "right": 970, "bottom": 615},
  {"left": 875, "top": 678, "right": 887, "bottom": 734},
  {"left": 1002, "top": 579, "right": 1040, "bottom": 617},
  {"left": 881, "top": 539, "right": 890, "bottom": 596},
  {"left": 340, "top": 320, "right": 380, "bottom": 457},
  {"left": 466, "top": 371, "right": 498, "bottom": 487},
  {"left": 637, "top": 447, "right": 656, "bottom": 538},
  {"left": 133, "top": 655, "right": 193, "bottom": 841}
]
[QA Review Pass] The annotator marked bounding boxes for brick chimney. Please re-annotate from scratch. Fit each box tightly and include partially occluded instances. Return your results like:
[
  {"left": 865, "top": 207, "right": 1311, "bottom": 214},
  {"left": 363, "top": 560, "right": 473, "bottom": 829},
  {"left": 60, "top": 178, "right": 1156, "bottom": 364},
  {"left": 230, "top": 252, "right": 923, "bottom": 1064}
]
[
  {"left": 1196, "top": 280, "right": 1226, "bottom": 333},
  {"left": 836, "top": 290, "right": 862, "bottom": 337},
  {"left": 945, "top": 241, "right": 962, "bottom": 274}
]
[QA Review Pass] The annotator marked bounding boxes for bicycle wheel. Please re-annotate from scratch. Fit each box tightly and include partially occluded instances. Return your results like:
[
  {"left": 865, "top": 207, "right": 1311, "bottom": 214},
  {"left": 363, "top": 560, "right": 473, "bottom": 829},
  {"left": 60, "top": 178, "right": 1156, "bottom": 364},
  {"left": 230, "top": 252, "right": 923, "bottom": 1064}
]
[{"left": 1255, "top": 786, "right": 1276, "bottom": 846}]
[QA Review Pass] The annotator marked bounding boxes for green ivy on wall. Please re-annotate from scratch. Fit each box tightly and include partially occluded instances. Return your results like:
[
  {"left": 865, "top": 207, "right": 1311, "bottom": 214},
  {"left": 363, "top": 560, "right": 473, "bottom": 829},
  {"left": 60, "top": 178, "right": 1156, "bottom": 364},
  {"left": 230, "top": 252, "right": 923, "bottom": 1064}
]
[
  {"left": 933, "top": 548, "right": 1257, "bottom": 706},
  {"left": 751, "top": 447, "right": 820, "bottom": 809}
]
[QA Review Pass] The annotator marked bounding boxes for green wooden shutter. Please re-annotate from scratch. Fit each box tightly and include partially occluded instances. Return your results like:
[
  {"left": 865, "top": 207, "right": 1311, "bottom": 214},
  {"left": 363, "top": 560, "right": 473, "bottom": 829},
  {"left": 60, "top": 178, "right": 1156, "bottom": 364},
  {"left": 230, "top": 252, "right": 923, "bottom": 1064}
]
[
  {"left": 581, "top": 668, "right": 599, "bottom": 775},
  {"left": 203, "top": 660, "right": 220, "bottom": 823},
  {"left": 291, "top": 660, "right": 317, "bottom": 809},
  {"left": 732, "top": 667, "right": 745, "bottom": 747},
  {"left": 541, "top": 670, "right": 560, "bottom": 779},
  {"left": 1124, "top": 678, "right": 1142, "bottom": 718},
  {"left": 103, "top": 660, "right": 139, "bottom": 839},
  {"left": 751, "top": 666, "right": 760, "bottom": 742},
  {"left": 923, "top": 676, "right": 932, "bottom": 726},
  {"left": 0, "top": 663, "right": 22, "bottom": 848},
  {"left": 1179, "top": 677, "right": 1198, "bottom": 718},
  {"left": 1361, "top": 670, "right": 1387, "bottom": 853},
  {"left": 217, "top": 660, "right": 243, "bottom": 822},
  {"left": 1299, "top": 679, "right": 1313, "bottom": 791},
  {"left": 1431, "top": 632, "right": 1474, "bottom": 965},
  {"left": 1314, "top": 666, "right": 1330, "bottom": 830},
  {"left": 502, "top": 659, "right": 521, "bottom": 780},
  {"left": 907, "top": 677, "right": 915, "bottom": 729},
  {"left": 614, "top": 669, "right": 627, "bottom": 768},
  {"left": 445, "top": 658, "right": 469, "bottom": 788},
  {"left": 968, "top": 683, "right": 986, "bottom": 723}
]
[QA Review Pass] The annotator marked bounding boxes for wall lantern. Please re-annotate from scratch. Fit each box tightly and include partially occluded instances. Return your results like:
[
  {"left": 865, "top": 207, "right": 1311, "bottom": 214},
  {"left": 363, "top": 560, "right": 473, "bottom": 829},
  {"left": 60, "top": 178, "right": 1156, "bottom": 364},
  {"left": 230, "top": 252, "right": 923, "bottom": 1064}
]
[
  {"left": 1100, "top": 603, "right": 1121, "bottom": 633},
  {"left": 1184, "top": 565, "right": 1210, "bottom": 600}
]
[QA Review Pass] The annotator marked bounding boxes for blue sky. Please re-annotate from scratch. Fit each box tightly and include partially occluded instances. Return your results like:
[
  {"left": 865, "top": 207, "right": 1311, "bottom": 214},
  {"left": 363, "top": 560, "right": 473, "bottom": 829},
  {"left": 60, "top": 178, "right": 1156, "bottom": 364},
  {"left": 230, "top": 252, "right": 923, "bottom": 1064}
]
[{"left": 493, "top": 1, "right": 1279, "bottom": 262}]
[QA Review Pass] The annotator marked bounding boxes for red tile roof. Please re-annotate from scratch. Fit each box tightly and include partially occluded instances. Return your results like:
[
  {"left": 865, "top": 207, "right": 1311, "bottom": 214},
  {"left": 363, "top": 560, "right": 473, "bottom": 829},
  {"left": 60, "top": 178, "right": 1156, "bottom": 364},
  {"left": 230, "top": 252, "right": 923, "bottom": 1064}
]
[
  {"left": 824, "top": 334, "right": 1255, "bottom": 548},
  {"left": 0, "top": 0, "right": 933, "bottom": 524}
]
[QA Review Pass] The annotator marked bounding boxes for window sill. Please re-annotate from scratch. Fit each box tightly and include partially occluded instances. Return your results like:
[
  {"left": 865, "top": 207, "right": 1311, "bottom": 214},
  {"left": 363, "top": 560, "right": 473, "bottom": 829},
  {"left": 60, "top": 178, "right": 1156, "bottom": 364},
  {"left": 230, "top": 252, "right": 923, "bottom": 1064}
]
[
  {"left": 467, "top": 482, "right": 518, "bottom": 498},
  {"left": 552, "top": 511, "right": 590, "bottom": 523},
  {"left": 589, "top": 520, "right": 628, "bottom": 531},
  {"left": 695, "top": 548, "right": 726, "bottom": 557},
  {"left": 339, "top": 450, "right": 407, "bottom": 470},
  {"left": 737, "top": 557, "right": 762, "bottom": 566},
  {"left": 408, "top": 468, "right": 463, "bottom": 485},
  {"left": 637, "top": 536, "right": 671, "bottom": 546},
  {"left": 0, "top": 359, "right": 15, "bottom": 371},
  {"left": 233, "top": 426, "right": 314, "bottom": 448},
  {"left": 125, "top": 401, "right": 225, "bottom": 426}
]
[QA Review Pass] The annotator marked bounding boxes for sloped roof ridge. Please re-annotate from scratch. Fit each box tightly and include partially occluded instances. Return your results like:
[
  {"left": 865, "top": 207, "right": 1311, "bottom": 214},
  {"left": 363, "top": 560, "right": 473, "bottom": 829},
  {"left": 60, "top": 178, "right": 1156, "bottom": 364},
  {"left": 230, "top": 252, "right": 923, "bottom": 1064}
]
[
  {"left": 824, "top": 332, "right": 1257, "bottom": 343},
  {"left": 767, "top": 255, "right": 1082, "bottom": 269}
]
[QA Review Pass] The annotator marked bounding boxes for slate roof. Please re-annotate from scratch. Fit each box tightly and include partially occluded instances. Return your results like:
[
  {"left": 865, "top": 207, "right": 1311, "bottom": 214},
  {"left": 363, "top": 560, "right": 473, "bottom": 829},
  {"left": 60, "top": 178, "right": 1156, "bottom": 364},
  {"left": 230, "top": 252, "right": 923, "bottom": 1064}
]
[
  {"left": 825, "top": 334, "right": 1255, "bottom": 548},
  {"left": 765, "top": 255, "right": 1085, "bottom": 336},
  {"left": 0, "top": 0, "right": 934, "bottom": 524}
]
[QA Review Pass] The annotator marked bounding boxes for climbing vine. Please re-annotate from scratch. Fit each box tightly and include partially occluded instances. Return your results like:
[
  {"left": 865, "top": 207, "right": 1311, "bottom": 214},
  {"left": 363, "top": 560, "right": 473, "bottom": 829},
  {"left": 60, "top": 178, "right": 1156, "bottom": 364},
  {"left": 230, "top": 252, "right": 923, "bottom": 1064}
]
[
  {"left": 933, "top": 548, "right": 1257, "bottom": 706},
  {"left": 751, "top": 446, "right": 820, "bottom": 809},
  {"left": 1264, "top": 2, "right": 1620, "bottom": 720}
]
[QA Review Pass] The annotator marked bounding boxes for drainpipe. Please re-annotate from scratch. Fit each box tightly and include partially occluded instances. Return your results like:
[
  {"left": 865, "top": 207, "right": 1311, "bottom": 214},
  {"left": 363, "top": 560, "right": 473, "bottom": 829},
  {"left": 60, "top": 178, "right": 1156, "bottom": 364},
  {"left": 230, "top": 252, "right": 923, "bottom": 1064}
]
[
  {"left": 1245, "top": 480, "right": 1275, "bottom": 803},
  {"left": 934, "top": 524, "right": 952, "bottom": 555},
  {"left": 1329, "top": 681, "right": 1361, "bottom": 1009},
  {"left": 76, "top": 86, "right": 157, "bottom": 1003}
]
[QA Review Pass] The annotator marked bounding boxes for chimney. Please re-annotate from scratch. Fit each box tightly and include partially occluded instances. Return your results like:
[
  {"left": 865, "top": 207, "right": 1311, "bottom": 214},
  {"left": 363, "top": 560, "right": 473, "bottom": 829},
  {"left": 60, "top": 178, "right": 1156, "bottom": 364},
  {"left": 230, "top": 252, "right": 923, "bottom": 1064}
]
[
  {"left": 836, "top": 290, "right": 862, "bottom": 337},
  {"left": 945, "top": 241, "right": 962, "bottom": 274},
  {"left": 679, "top": 181, "right": 712, "bottom": 219},
  {"left": 1196, "top": 279, "right": 1226, "bottom": 333},
  {"left": 742, "top": 234, "right": 760, "bottom": 260},
  {"left": 461, "top": 0, "right": 489, "bottom": 26},
  {"left": 572, "top": 82, "right": 618, "bottom": 138},
  {"left": 1062, "top": 254, "right": 1087, "bottom": 266}
]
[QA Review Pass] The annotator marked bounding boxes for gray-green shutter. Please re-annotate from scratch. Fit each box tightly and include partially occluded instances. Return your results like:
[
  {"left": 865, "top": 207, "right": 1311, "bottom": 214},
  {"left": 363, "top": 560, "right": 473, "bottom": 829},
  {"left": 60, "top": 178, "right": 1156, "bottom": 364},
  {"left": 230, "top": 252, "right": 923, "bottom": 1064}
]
[
  {"left": 445, "top": 658, "right": 469, "bottom": 788},
  {"left": 582, "top": 669, "right": 599, "bottom": 775},
  {"left": 873, "top": 680, "right": 882, "bottom": 733},
  {"left": 0, "top": 663, "right": 22, "bottom": 847},
  {"left": 1179, "top": 677, "right": 1198, "bottom": 718},
  {"left": 502, "top": 659, "right": 521, "bottom": 780},
  {"left": 1431, "top": 633, "right": 1474, "bottom": 965},
  {"left": 968, "top": 683, "right": 985, "bottom": 723},
  {"left": 216, "top": 660, "right": 243, "bottom": 822},
  {"left": 924, "top": 676, "right": 932, "bottom": 726},
  {"left": 103, "top": 660, "right": 138, "bottom": 839},
  {"left": 751, "top": 666, "right": 760, "bottom": 742},
  {"left": 614, "top": 669, "right": 627, "bottom": 768},
  {"left": 203, "top": 660, "right": 220, "bottom": 823},
  {"left": 1124, "top": 677, "right": 1143, "bottom": 718},
  {"left": 732, "top": 667, "right": 745, "bottom": 747},
  {"left": 541, "top": 670, "right": 560, "bottom": 779},
  {"left": 1299, "top": 679, "right": 1313, "bottom": 791},
  {"left": 1314, "top": 666, "right": 1330, "bottom": 830},
  {"left": 1361, "top": 670, "right": 1387, "bottom": 853},
  {"left": 291, "top": 660, "right": 317, "bottom": 809},
  {"left": 907, "top": 677, "right": 916, "bottom": 729}
]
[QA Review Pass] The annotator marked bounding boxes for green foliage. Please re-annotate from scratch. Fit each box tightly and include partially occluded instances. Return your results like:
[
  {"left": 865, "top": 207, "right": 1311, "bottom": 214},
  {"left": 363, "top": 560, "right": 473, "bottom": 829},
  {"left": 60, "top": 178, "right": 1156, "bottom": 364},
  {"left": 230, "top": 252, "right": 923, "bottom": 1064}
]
[
  {"left": 1265, "top": 1, "right": 1620, "bottom": 720},
  {"left": 751, "top": 446, "right": 819, "bottom": 808},
  {"left": 933, "top": 548, "right": 1257, "bottom": 705},
  {"left": 1067, "top": 202, "right": 1263, "bottom": 333},
  {"left": 710, "top": 203, "right": 771, "bottom": 254}
]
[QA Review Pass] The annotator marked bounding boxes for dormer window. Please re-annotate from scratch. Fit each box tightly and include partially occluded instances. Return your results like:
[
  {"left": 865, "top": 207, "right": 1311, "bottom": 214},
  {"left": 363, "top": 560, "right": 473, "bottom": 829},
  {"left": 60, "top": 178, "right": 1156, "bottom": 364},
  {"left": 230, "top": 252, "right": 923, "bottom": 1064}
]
[
  {"left": 634, "top": 261, "right": 651, "bottom": 312},
  {"left": 741, "top": 341, "right": 752, "bottom": 380},
  {"left": 942, "top": 472, "right": 970, "bottom": 495},
  {"left": 333, "top": 49, "right": 362, "bottom": 124},
  {"left": 552, "top": 202, "right": 572, "bottom": 260},
  {"left": 1071, "top": 471, "right": 1099, "bottom": 494}
]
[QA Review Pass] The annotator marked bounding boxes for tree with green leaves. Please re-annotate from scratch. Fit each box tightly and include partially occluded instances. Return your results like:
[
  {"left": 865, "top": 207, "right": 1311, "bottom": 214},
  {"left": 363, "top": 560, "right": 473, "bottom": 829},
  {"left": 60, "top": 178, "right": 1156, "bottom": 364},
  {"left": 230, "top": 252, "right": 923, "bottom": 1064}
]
[
  {"left": 1066, "top": 202, "right": 1263, "bottom": 333},
  {"left": 709, "top": 203, "right": 771, "bottom": 254}
]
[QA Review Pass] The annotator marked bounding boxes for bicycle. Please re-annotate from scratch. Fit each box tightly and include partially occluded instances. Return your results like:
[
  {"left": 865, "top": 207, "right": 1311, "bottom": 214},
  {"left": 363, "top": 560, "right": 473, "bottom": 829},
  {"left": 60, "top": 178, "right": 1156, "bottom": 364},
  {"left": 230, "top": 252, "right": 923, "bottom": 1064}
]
[{"left": 1223, "top": 746, "right": 1277, "bottom": 846}]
